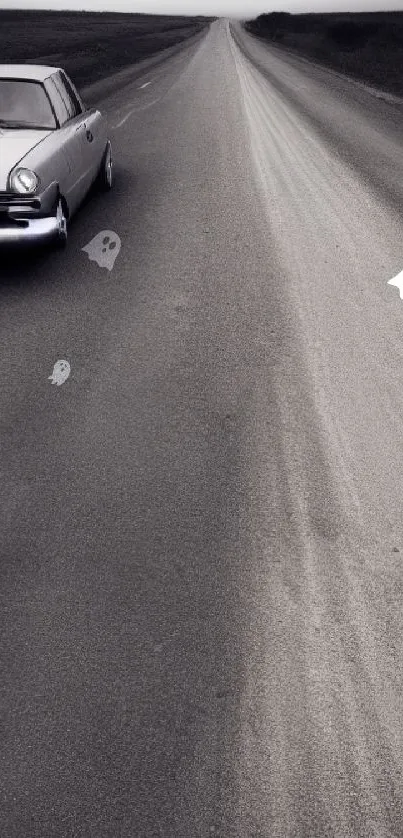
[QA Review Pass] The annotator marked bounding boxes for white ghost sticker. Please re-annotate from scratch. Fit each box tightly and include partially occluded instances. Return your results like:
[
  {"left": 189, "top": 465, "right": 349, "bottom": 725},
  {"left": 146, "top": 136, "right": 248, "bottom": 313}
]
[
  {"left": 48, "top": 360, "right": 71, "bottom": 386},
  {"left": 387, "top": 269, "right": 403, "bottom": 300},
  {"left": 82, "top": 230, "right": 121, "bottom": 271}
]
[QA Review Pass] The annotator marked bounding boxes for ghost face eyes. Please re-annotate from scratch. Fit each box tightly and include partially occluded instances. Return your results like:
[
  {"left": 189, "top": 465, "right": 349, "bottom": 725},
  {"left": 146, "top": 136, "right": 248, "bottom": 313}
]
[{"left": 102, "top": 236, "right": 117, "bottom": 253}]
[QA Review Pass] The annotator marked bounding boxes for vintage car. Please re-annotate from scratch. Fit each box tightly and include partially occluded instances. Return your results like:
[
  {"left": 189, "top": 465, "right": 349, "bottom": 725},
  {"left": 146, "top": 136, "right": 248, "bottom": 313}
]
[{"left": 0, "top": 64, "right": 113, "bottom": 247}]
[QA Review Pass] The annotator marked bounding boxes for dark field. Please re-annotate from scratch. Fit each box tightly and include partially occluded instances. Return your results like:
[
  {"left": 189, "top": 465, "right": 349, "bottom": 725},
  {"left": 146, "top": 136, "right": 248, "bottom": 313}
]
[
  {"left": 243, "top": 11, "right": 403, "bottom": 95},
  {"left": 0, "top": 9, "right": 215, "bottom": 88}
]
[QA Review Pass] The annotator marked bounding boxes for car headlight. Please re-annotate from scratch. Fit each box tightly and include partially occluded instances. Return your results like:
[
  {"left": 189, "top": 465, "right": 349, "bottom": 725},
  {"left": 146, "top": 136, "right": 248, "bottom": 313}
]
[{"left": 9, "top": 168, "right": 40, "bottom": 195}]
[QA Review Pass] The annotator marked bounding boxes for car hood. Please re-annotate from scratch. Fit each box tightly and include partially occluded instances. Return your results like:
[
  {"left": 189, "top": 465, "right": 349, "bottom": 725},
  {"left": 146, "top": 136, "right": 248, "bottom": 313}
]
[{"left": 0, "top": 129, "right": 51, "bottom": 189}]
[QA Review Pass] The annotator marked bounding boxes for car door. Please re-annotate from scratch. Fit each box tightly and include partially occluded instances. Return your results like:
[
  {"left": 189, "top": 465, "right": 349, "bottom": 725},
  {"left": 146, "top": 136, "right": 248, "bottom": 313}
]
[
  {"left": 60, "top": 71, "right": 106, "bottom": 187},
  {"left": 44, "top": 73, "right": 92, "bottom": 213}
]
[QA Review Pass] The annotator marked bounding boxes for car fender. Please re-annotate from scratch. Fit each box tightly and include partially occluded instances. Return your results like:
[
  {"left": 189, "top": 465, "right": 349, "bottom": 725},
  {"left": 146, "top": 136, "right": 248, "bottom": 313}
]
[{"left": 12, "top": 133, "right": 72, "bottom": 214}]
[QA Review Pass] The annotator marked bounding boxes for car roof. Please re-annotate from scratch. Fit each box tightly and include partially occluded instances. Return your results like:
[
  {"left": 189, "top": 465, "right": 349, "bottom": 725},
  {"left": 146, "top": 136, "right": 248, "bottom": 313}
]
[{"left": 0, "top": 64, "right": 60, "bottom": 82}]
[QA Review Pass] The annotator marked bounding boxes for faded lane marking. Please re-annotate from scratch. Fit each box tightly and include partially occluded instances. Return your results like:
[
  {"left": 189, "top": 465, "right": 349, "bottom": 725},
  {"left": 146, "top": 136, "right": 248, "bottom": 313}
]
[{"left": 114, "top": 98, "right": 162, "bottom": 127}]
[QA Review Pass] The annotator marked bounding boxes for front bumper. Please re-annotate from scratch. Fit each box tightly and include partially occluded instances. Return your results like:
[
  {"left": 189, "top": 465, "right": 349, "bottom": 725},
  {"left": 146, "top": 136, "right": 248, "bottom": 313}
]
[
  {"left": 0, "top": 182, "right": 60, "bottom": 245},
  {"left": 0, "top": 216, "right": 59, "bottom": 244}
]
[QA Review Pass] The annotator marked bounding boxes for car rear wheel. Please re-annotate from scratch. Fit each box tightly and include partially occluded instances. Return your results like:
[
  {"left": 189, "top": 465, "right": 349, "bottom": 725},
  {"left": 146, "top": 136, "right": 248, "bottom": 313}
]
[
  {"left": 54, "top": 196, "right": 68, "bottom": 249},
  {"left": 98, "top": 141, "right": 113, "bottom": 191}
]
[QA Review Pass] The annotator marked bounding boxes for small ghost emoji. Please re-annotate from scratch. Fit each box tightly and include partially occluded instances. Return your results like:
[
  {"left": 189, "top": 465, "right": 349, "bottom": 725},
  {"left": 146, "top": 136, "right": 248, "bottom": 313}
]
[
  {"left": 49, "top": 360, "right": 70, "bottom": 386},
  {"left": 82, "top": 230, "right": 121, "bottom": 271},
  {"left": 387, "top": 269, "right": 403, "bottom": 300}
]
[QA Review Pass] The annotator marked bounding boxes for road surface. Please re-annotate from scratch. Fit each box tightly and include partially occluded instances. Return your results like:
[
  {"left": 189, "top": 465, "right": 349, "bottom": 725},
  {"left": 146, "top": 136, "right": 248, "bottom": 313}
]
[{"left": 2, "top": 17, "right": 403, "bottom": 838}]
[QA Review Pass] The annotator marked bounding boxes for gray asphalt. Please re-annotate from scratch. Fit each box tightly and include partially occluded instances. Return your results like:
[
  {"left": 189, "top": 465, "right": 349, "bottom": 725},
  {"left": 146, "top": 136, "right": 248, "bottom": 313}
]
[{"left": 2, "top": 17, "right": 403, "bottom": 838}]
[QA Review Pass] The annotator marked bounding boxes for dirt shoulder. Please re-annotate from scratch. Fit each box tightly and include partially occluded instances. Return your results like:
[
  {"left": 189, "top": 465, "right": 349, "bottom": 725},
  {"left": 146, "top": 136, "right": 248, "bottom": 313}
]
[{"left": 243, "top": 11, "right": 403, "bottom": 97}]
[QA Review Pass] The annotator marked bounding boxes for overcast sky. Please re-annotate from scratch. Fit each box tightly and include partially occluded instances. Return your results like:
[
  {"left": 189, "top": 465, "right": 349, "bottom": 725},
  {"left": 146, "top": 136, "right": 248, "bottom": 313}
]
[{"left": 3, "top": 0, "right": 403, "bottom": 18}]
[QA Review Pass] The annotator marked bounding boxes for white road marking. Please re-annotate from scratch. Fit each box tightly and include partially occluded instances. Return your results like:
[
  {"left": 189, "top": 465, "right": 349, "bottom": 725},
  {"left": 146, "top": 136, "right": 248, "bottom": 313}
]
[
  {"left": 82, "top": 230, "right": 121, "bottom": 271},
  {"left": 48, "top": 360, "right": 70, "bottom": 386},
  {"left": 114, "top": 98, "right": 161, "bottom": 127},
  {"left": 387, "top": 269, "right": 403, "bottom": 299}
]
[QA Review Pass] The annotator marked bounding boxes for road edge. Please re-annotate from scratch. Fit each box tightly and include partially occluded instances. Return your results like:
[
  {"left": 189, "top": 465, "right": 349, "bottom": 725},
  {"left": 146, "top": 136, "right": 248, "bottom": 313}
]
[
  {"left": 230, "top": 21, "right": 403, "bottom": 108},
  {"left": 81, "top": 26, "right": 209, "bottom": 106}
]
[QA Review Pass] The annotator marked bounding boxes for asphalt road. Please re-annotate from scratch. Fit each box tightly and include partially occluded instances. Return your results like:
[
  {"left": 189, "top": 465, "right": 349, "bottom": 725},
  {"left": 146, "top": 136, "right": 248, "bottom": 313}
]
[{"left": 2, "top": 17, "right": 403, "bottom": 838}]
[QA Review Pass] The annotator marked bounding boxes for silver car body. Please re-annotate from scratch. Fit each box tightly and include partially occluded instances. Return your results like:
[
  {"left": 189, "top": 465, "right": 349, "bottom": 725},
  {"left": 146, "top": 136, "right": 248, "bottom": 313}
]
[{"left": 0, "top": 64, "right": 109, "bottom": 244}]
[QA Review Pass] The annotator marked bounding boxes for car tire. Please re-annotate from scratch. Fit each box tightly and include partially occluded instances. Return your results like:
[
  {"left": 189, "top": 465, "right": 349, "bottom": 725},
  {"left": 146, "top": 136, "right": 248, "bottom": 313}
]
[
  {"left": 54, "top": 196, "right": 68, "bottom": 249},
  {"left": 98, "top": 141, "right": 113, "bottom": 191}
]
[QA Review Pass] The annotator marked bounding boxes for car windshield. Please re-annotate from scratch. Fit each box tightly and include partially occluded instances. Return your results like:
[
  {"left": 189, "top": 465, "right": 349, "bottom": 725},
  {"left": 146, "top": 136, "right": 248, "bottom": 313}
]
[{"left": 0, "top": 79, "right": 56, "bottom": 129}]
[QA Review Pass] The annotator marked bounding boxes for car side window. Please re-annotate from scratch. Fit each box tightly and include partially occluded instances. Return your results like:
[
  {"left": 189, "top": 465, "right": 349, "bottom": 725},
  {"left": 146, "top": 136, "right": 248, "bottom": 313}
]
[
  {"left": 53, "top": 72, "right": 78, "bottom": 120},
  {"left": 45, "top": 75, "right": 70, "bottom": 125},
  {"left": 60, "top": 72, "right": 83, "bottom": 115},
  {"left": 46, "top": 72, "right": 80, "bottom": 126}
]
